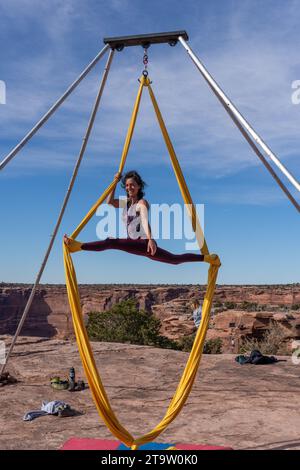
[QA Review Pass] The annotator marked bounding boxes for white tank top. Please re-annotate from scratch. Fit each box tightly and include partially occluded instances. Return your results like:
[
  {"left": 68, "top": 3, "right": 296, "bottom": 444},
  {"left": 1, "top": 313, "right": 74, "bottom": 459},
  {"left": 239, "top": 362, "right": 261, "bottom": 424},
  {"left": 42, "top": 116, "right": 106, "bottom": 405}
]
[{"left": 122, "top": 201, "right": 141, "bottom": 239}]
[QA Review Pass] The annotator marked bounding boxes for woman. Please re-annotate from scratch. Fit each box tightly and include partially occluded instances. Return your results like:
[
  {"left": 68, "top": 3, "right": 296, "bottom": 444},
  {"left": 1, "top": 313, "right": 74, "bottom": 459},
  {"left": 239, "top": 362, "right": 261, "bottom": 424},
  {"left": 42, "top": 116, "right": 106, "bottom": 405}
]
[
  {"left": 64, "top": 170, "right": 212, "bottom": 265},
  {"left": 191, "top": 299, "right": 202, "bottom": 329}
]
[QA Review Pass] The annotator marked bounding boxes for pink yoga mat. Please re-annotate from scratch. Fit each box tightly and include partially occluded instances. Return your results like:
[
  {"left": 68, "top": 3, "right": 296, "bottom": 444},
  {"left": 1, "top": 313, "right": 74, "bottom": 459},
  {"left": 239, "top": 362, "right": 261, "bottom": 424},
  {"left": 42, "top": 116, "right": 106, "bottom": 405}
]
[{"left": 61, "top": 438, "right": 233, "bottom": 451}]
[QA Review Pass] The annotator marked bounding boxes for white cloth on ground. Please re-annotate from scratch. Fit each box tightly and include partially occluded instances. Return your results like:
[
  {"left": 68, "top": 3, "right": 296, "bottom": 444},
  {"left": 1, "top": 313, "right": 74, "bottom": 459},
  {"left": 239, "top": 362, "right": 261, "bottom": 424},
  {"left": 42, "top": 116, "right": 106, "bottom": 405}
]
[{"left": 23, "top": 400, "right": 70, "bottom": 421}]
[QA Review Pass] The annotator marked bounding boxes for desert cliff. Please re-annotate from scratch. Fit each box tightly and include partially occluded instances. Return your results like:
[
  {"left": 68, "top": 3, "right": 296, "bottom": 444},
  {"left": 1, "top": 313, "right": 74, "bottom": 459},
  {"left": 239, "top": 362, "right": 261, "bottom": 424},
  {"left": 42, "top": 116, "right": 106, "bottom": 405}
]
[{"left": 1, "top": 284, "right": 299, "bottom": 352}]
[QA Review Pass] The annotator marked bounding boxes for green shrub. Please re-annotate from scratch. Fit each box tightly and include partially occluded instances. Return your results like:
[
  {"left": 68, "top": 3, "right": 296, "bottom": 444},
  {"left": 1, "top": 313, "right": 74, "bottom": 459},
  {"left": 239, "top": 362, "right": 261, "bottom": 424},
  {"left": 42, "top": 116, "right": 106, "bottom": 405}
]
[
  {"left": 239, "top": 301, "right": 259, "bottom": 311},
  {"left": 291, "top": 304, "right": 300, "bottom": 311},
  {"left": 224, "top": 301, "right": 237, "bottom": 309},
  {"left": 203, "top": 338, "right": 223, "bottom": 354},
  {"left": 87, "top": 299, "right": 179, "bottom": 350},
  {"left": 214, "top": 308, "right": 225, "bottom": 314},
  {"left": 176, "top": 334, "right": 196, "bottom": 352},
  {"left": 176, "top": 335, "right": 222, "bottom": 354},
  {"left": 87, "top": 300, "right": 224, "bottom": 354}
]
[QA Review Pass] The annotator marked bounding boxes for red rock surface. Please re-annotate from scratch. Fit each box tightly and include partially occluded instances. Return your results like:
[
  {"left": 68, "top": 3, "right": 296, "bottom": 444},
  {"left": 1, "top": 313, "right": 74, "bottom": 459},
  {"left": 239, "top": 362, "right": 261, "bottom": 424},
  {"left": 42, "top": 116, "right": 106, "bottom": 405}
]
[{"left": 0, "top": 336, "right": 299, "bottom": 450}]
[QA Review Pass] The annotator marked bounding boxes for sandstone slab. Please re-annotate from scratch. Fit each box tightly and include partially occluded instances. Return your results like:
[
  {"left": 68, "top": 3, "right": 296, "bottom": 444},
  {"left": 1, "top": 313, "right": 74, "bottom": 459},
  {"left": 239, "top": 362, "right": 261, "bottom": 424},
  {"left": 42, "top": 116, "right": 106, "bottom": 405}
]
[{"left": 0, "top": 336, "right": 299, "bottom": 450}]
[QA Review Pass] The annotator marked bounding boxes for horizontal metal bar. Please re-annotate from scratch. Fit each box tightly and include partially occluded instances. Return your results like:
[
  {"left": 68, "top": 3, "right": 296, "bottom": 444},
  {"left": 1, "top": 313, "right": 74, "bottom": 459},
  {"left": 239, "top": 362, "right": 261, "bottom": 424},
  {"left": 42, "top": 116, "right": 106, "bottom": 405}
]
[{"left": 103, "top": 31, "right": 188, "bottom": 50}]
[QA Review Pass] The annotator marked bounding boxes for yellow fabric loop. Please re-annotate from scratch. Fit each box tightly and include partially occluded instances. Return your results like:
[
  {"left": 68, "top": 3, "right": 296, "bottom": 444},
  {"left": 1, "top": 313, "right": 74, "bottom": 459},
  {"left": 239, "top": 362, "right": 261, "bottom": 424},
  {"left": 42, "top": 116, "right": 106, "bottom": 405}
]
[
  {"left": 141, "top": 75, "right": 151, "bottom": 87},
  {"left": 204, "top": 254, "right": 221, "bottom": 267},
  {"left": 63, "top": 74, "right": 220, "bottom": 449},
  {"left": 147, "top": 83, "right": 208, "bottom": 255},
  {"left": 66, "top": 238, "right": 83, "bottom": 253},
  {"left": 71, "top": 74, "right": 147, "bottom": 240}
]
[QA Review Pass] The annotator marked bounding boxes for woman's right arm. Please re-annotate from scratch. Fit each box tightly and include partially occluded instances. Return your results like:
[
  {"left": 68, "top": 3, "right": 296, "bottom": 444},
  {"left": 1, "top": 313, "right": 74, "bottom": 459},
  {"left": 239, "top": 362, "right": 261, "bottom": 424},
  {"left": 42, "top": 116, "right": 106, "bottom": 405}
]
[{"left": 106, "top": 173, "right": 122, "bottom": 208}]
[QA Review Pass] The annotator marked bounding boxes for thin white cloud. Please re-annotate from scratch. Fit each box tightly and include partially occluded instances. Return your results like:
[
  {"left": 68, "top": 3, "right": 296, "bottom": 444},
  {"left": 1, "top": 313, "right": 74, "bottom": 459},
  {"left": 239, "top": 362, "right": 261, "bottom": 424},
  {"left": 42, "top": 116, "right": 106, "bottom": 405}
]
[
  {"left": 205, "top": 185, "right": 288, "bottom": 206},
  {"left": 1, "top": 0, "right": 300, "bottom": 192}
]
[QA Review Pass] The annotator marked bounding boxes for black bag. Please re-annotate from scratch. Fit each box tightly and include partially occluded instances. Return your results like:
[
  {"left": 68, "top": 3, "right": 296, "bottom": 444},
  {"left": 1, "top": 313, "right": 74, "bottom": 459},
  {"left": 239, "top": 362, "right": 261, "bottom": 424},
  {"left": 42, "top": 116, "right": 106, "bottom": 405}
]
[{"left": 235, "top": 349, "right": 278, "bottom": 365}]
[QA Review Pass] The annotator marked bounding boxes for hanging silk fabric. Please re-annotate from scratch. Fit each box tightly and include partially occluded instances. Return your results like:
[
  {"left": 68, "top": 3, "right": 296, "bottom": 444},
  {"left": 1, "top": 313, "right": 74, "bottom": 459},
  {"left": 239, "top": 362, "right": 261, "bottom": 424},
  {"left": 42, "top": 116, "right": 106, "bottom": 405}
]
[{"left": 63, "top": 74, "right": 221, "bottom": 450}]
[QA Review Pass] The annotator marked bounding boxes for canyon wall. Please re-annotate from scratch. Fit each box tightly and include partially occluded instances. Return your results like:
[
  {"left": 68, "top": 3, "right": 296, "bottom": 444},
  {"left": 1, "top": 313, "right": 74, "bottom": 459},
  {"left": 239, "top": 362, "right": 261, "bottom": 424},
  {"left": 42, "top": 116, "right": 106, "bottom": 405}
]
[{"left": 1, "top": 283, "right": 300, "bottom": 352}]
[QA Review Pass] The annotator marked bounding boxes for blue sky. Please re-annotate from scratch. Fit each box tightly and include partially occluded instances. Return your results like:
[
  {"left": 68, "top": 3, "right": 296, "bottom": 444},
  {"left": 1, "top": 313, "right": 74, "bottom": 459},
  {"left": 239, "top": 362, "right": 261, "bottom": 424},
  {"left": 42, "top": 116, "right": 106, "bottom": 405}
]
[{"left": 0, "top": 0, "right": 299, "bottom": 284}]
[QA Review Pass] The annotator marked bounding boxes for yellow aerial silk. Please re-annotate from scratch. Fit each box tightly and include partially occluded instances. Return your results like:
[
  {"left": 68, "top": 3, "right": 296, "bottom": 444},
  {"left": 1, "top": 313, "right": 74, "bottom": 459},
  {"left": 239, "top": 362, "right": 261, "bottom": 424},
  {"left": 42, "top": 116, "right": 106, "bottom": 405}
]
[{"left": 63, "top": 74, "right": 221, "bottom": 450}]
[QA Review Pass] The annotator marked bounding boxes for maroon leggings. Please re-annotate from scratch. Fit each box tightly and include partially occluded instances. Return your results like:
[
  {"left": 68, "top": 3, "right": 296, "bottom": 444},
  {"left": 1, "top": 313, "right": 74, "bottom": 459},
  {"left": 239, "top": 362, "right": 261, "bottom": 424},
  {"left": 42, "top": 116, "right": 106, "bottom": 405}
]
[{"left": 81, "top": 237, "right": 204, "bottom": 265}]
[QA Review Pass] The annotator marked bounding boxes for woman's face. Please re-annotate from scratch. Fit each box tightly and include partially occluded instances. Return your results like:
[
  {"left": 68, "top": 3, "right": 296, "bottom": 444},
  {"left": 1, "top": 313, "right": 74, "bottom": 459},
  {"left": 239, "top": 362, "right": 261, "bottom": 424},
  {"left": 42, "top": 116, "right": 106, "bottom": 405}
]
[{"left": 125, "top": 177, "right": 140, "bottom": 199}]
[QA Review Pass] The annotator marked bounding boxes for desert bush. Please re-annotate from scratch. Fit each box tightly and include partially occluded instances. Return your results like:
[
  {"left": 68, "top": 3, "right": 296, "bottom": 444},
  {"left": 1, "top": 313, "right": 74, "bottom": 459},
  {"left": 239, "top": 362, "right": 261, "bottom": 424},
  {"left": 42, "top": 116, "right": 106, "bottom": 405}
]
[
  {"left": 224, "top": 301, "right": 237, "bottom": 309},
  {"left": 172, "top": 334, "right": 222, "bottom": 354},
  {"left": 239, "top": 321, "right": 289, "bottom": 355},
  {"left": 87, "top": 299, "right": 179, "bottom": 350},
  {"left": 203, "top": 337, "right": 223, "bottom": 354},
  {"left": 291, "top": 304, "right": 300, "bottom": 311},
  {"left": 213, "top": 308, "right": 225, "bottom": 314},
  {"left": 87, "top": 300, "right": 225, "bottom": 354},
  {"left": 176, "top": 334, "right": 196, "bottom": 352},
  {"left": 258, "top": 304, "right": 267, "bottom": 311},
  {"left": 239, "top": 301, "right": 259, "bottom": 312},
  {"left": 177, "top": 333, "right": 222, "bottom": 354}
]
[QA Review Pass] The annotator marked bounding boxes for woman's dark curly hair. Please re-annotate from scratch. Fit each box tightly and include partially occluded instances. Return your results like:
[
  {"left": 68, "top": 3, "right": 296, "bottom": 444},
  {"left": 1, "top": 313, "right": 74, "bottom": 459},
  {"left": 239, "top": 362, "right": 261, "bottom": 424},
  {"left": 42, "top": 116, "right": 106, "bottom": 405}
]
[{"left": 121, "top": 170, "right": 147, "bottom": 201}]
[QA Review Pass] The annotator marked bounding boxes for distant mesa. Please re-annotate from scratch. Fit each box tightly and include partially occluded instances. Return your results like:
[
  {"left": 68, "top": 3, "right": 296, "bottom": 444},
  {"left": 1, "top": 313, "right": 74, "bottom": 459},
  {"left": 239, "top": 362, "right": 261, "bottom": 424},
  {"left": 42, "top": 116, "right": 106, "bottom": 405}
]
[{"left": 0, "top": 283, "right": 299, "bottom": 352}]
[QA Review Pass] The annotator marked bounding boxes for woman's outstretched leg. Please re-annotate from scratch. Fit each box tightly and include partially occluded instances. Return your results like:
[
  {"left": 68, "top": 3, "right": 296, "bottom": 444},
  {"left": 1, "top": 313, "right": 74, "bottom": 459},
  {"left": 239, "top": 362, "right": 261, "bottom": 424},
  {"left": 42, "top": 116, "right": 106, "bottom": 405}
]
[
  {"left": 81, "top": 238, "right": 115, "bottom": 252},
  {"left": 81, "top": 238, "right": 204, "bottom": 264},
  {"left": 149, "top": 245, "right": 204, "bottom": 265},
  {"left": 81, "top": 237, "right": 149, "bottom": 256},
  {"left": 63, "top": 235, "right": 115, "bottom": 253},
  {"left": 64, "top": 235, "right": 205, "bottom": 264},
  {"left": 64, "top": 236, "right": 149, "bottom": 256}
]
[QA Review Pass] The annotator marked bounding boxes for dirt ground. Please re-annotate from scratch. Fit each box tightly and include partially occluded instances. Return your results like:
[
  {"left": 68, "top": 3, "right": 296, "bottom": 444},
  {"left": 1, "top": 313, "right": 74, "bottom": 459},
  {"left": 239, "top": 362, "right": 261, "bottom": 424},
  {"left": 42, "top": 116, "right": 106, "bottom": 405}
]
[{"left": 0, "top": 335, "right": 299, "bottom": 450}]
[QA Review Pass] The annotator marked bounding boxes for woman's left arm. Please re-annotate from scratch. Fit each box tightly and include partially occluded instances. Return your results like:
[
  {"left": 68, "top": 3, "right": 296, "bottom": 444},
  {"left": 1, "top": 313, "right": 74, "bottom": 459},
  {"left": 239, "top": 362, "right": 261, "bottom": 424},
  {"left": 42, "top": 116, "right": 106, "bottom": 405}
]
[{"left": 138, "top": 200, "right": 157, "bottom": 255}]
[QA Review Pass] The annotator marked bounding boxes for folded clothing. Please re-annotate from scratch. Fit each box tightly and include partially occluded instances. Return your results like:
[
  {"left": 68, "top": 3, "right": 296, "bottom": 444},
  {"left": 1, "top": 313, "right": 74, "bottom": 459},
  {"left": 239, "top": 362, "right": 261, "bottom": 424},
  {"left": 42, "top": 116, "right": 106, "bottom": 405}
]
[
  {"left": 23, "top": 410, "right": 48, "bottom": 421},
  {"left": 23, "top": 400, "right": 71, "bottom": 421}
]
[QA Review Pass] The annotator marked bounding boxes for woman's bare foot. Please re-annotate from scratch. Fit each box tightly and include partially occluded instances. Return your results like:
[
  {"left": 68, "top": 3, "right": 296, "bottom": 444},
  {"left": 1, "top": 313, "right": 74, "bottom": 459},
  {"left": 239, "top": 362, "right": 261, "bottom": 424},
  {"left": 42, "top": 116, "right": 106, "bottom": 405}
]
[
  {"left": 64, "top": 234, "right": 82, "bottom": 253},
  {"left": 64, "top": 234, "right": 70, "bottom": 246}
]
